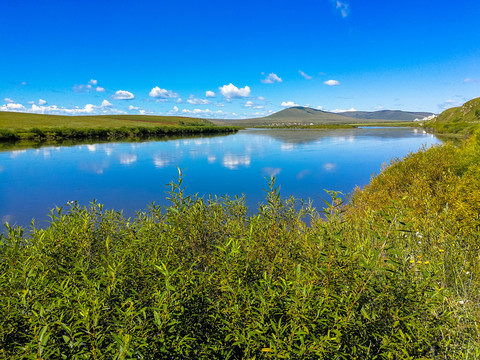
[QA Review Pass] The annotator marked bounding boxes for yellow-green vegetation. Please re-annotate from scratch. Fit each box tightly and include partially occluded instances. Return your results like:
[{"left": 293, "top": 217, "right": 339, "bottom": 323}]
[
  {"left": 424, "top": 96, "right": 480, "bottom": 135},
  {"left": 1, "top": 99, "right": 480, "bottom": 358},
  {"left": 0, "top": 111, "right": 240, "bottom": 142}
]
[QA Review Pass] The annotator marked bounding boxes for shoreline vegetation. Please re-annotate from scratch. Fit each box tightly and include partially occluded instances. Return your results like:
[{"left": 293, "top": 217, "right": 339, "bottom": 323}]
[
  {"left": 0, "top": 111, "right": 241, "bottom": 144},
  {"left": 1, "top": 98, "right": 480, "bottom": 358}
]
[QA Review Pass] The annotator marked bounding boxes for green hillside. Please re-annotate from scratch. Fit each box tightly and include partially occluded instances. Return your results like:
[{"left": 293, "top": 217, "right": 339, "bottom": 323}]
[
  {"left": 424, "top": 96, "right": 480, "bottom": 134},
  {"left": 0, "top": 111, "right": 210, "bottom": 129}
]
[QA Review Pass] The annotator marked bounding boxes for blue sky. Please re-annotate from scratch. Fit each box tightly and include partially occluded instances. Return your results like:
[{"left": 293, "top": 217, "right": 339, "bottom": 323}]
[{"left": 1, "top": 0, "right": 479, "bottom": 119}]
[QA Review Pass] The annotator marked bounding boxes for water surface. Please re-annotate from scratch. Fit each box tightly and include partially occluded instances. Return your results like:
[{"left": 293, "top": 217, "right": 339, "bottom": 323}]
[{"left": 0, "top": 128, "right": 441, "bottom": 227}]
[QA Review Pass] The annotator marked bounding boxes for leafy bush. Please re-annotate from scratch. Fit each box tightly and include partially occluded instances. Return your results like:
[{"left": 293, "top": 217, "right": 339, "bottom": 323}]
[{"left": 1, "top": 171, "right": 472, "bottom": 359}]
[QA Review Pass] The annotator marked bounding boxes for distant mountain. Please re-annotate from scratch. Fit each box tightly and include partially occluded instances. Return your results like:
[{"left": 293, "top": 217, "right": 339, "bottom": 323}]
[
  {"left": 340, "top": 110, "right": 435, "bottom": 121},
  {"left": 212, "top": 106, "right": 435, "bottom": 126}
]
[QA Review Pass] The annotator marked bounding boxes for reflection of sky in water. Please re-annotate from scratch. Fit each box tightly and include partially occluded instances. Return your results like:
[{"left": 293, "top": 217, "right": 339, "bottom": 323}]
[{"left": 0, "top": 128, "right": 442, "bottom": 227}]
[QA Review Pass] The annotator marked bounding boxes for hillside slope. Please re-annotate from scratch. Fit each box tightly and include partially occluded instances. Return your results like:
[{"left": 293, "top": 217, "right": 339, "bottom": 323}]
[{"left": 424, "top": 97, "right": 480, "bottom": 134}]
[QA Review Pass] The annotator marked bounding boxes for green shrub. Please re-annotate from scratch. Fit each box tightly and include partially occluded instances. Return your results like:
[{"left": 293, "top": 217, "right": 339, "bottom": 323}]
[{"left": 1, "top": 172, "right": 472, "bottom": 359}]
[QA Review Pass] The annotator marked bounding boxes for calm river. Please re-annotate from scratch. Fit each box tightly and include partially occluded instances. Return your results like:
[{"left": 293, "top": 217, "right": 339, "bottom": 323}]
[{"left": 0, "top": 127, "right": 441, "bottom": 227}]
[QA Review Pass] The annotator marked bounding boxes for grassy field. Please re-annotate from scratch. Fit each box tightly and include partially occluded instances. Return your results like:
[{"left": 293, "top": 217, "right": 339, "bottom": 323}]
[
  {"left": 0, "top": 111, "right": 240, "bottom": 142},
  {"left": 0, "top": 111, "right": 211, "bottom": 129}
]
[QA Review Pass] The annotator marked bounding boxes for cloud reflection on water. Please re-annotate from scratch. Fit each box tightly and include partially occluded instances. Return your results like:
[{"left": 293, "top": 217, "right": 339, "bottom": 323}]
[
  {"left": 119, "top": 154, "right": 137, "bottom": 165},
  {"left": 223, "top": 154, "right": 251, "bottom": 170}
]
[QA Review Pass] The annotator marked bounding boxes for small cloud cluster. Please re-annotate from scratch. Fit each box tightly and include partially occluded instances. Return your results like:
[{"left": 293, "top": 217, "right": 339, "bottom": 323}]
[
  {"left": 149, "top": 86, "right": 179, "bottom": 99},
  {"left": 331, "top": 107, "right": 357, "bottom": 113},
  {"left": 73, "top": 79, "right": 105, "bottom": 93},
  {"left": 187, "top": 95, "right": 211, "bottom": 105},
  {"left": 1, "top": 103, "right": 26, "bottom": 111},
  {"left": 261, "top": 73, "right": 282, "bottom": 84},
  {"left": 333, "top": 0, "right": 350, "bottom": 18},
  {"left": 299, "top": 70, "right": 312, "bottom": 80},
  {"left": 1, "top": 100, "right": 125, "bottom": 115},
  {"left": 219, "top": 83, "right": 251, "bottom": 98},
  {"left": 324, "top": 79, "right": 340, "bottom": 86},
  {"left": 112, "top": 90, "right": 135, "bottom": 100},
  {"left": 281, "top": 101, "right": 299, "bottom": 107},
  {"left": 244, "top": 101, "right": 264, "bottom": 109},
  {"left": 205, "top": 90, "right": 215, "bottom": 98},
  {"left": 464, "top": 78, "right": 477, "bottom": 83}
]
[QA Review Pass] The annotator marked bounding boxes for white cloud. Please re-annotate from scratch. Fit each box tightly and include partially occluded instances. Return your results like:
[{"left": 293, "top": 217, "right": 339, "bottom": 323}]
[
  {"left": 324, "top": 79, "right": 340, "bottom": 86},
  {"left": 261, "top": 73, "right": 282, "bottom": 84},
  {"left": 173, "top": 106, "right": 179, "bottom": 112},
  {"left": 181, "top": 108, "right": 222, "bottom": 115},
  {"left": 334, "top": 0, "right": 350, "bottom": 18},
  {"left": 0, "top": 103, "right": 26, "bottom": 111},
  {"left": 206, "top": 90, "right": 215, "bottom": 98},
  {"left": 149, "top": 86, "right": 179, "bottom": 99},
  {"left": 299, "top": 70, "right": 312, "bottom": 80},
  {"left": 331, "top": 108, "right": 357, "bottom": 113},
  {"left": 463, "top": 78, "right": 477, "bottom": 83},
  {"left": 88, "top": 79, "right": 98, "bottom": 86},
  {"left": 4, "top": 98, "right": 14, "bottom": 103},
  {"left": 38, "top": 99, "right": 47, "bottom": 105},
  {"left": 244, "top": 100, "right": 264, "bottom": 109},
  {"left": 281, "top": 101, "right": 299, "bottom": 107},
  {"left": 129, "top": 105, "right": 139, "bottom": 110},
  {"left": 96, "top": 86, "right": 105, "bottom": 92},
  {"left": 187, "top": 95, "right": 211, "bottom": 105},
  {"left": 73, "top": 84, "right": 93, "bottom": 93},
  {"left": 257, "top": 96, "right": 266, "bottom": 101},
  {"left": 219, "top": 83, "right": 251, "bottom": 98},
  {"left": 316, "top": 105, "right": 323, "bottom": 110},
  {"left": 23, "top": 102, "right": 126, "bottom": 115},
  {"left": 112, "top": 90, "right": 135, "bottom": 100}
]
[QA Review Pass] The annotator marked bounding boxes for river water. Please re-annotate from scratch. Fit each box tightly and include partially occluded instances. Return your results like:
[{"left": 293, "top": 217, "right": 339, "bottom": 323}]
[{"left": 0, "top": 127, "right": 441, "bottom": 227}]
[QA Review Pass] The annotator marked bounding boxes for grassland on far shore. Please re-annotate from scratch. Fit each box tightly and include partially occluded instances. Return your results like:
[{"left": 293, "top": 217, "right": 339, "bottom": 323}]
[
  {"left": 0, "top": 111, "right": 241, "bottom": 143},
  {"left": 0, "top": 111, "right": 209, "bottom": 129}
]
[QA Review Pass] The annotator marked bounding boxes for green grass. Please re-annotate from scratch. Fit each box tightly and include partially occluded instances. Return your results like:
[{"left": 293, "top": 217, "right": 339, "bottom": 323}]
[
  {"left": 423, "top": 96, "right": 480, "bottom": 135},
  {"left": 0, "top": 111, "right": 241, "bottom": 143},
  {"left": 0, "top": 111, "right": 210, "bottom": 129}
]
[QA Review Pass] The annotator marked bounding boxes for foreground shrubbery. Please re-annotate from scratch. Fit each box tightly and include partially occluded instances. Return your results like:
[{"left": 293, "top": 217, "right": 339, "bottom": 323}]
[{"left": 1, "top": 159, "right": 479, "bottom": 359}]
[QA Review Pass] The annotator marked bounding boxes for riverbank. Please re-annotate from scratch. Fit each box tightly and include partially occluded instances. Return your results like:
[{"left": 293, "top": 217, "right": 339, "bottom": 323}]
[
  {"left": 0, "top": 125, "right": 240, "bottom": 142},
  {"left": 1, "top": 134, "right": 479, "bottom": 359},
  {"left": 0, "top": 111, "right": 241, "bottom": 143}
]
